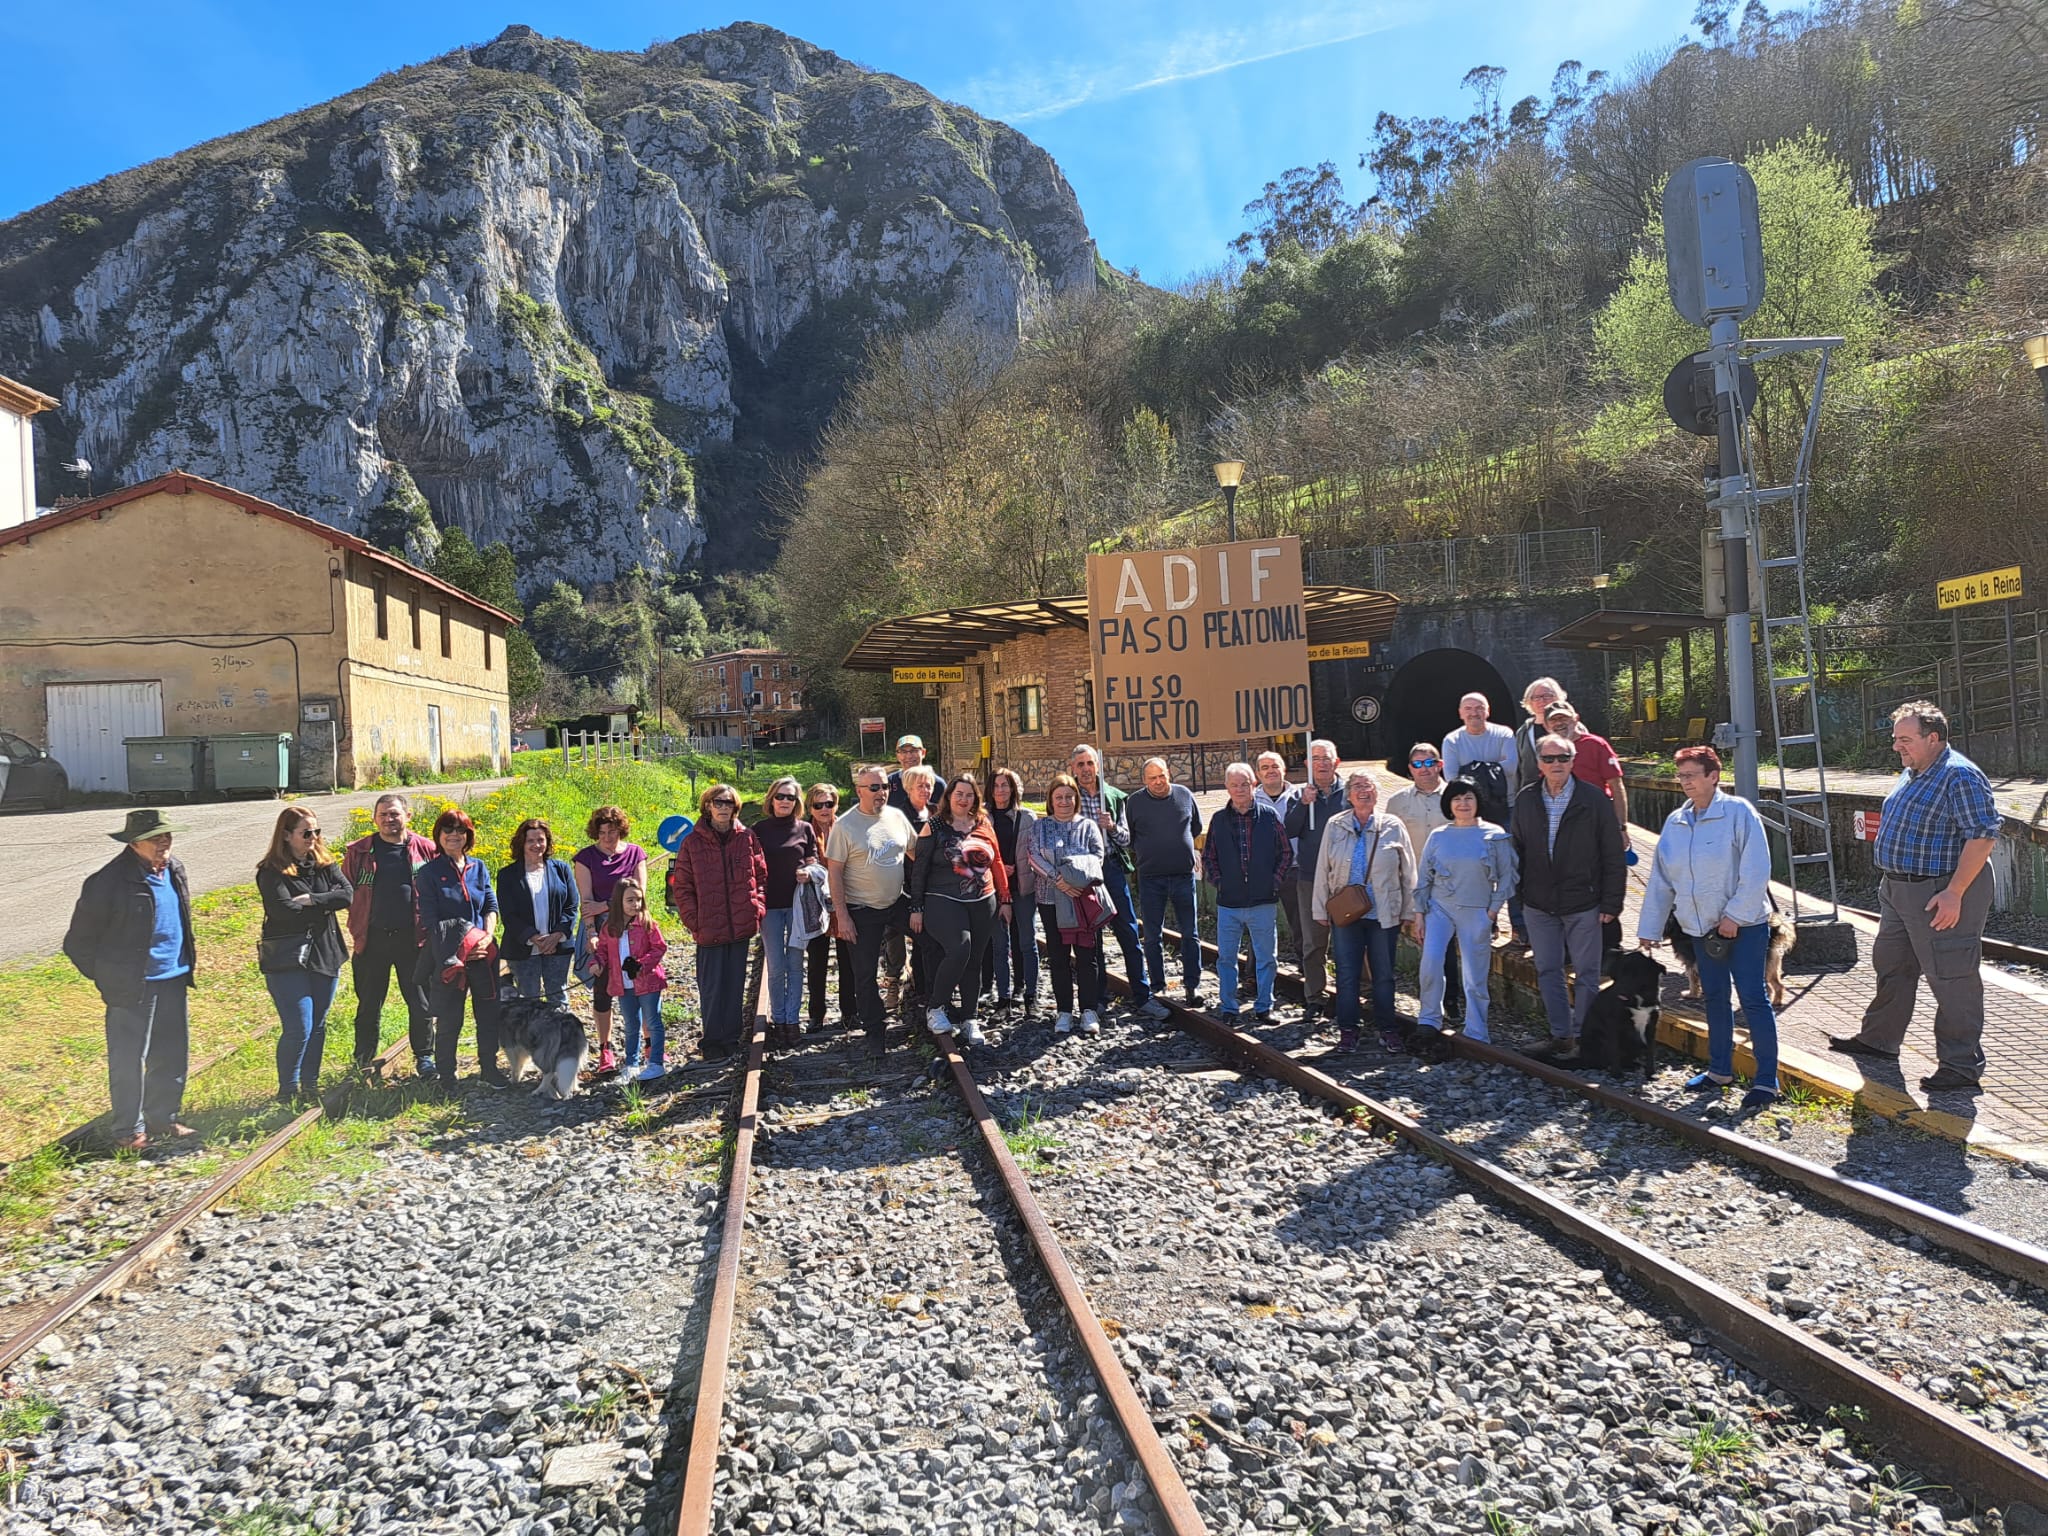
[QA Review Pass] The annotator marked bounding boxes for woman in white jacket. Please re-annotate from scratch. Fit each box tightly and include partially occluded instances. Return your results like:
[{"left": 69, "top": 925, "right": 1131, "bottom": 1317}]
[
  {"left": 1310, "top": 773, "right": 1416, "bottom": 1052},
  {"left": 1637, "top": 745, "right": 1779, "bottom": 1110}
]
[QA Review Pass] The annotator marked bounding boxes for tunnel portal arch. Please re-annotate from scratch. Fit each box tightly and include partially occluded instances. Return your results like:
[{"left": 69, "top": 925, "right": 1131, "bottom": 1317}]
[{"left": 1381, "top": 648, "right": 1515, "bottom": 774}]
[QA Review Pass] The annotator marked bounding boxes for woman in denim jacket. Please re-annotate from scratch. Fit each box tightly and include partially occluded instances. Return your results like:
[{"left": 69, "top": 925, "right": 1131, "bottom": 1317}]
[{"left": 1637, "top": 745, "right": 1778, "bottom": 1109}]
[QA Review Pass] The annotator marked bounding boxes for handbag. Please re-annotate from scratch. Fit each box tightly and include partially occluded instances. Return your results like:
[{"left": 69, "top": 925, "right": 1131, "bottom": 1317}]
[
  {"left": 1327, "top": 823, "right": 1382, "bottom": 928},
  {"left": 258, "top": 935, "right": 311, "bottom": 973}
]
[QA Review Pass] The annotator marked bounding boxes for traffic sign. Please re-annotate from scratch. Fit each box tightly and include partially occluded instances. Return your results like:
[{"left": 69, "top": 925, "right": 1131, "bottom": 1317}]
[
  {"left": 858, "top": 716, "right": 886, "bottom": 733},
  {"left": 891, "top": 666, "right": 964, "bottom": 684},
  {"left": 1936, "top": 566, "right": 2022, "bottom": 610},
  {"left": 1306, "top": 641, "right": 1373, "bottom": 662},
  {"left": 1349, "top": 696, "right": 1380, "bottom": 724},
  {"left": 1851, "top": 810, "right": 1880, "bottom": 843}
]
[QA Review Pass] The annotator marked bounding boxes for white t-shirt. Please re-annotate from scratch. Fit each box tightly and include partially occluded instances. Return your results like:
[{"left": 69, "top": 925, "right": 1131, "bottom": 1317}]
[
  {"left": 525, "top": 866, "right": 548, "bottom": 935},
  {"left": 825, "top": 806, "right": 916, "bottom": 909}
]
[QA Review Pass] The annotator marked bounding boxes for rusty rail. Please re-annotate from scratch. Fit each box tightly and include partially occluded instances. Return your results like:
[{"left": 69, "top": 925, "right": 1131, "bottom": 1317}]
[
  {"left": 928, "top": 1027, "right": 1212, "bottom": 1536},
  {"left": 673, "top": 943, "right": 770, "bottom": 1536},
  {"left": 1125, "top": 979, "right": 2048, "bottom": 1519},
  {"left": 0, "top": 1031, "right": 413, "bottom": 1374},
  {"left": 1164, "top": 926, "right": 2048, "bottom": 1288}
]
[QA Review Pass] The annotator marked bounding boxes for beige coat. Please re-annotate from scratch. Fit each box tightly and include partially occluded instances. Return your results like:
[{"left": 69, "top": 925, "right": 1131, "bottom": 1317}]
[{"left": 1309, "top": 810, "right": 1417, "bottom": 929}]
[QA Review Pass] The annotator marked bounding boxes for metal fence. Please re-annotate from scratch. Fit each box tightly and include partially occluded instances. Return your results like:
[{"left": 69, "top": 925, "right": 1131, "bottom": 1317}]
[{"left": 1304, "top": 526, "right": 1603, "bottom": 600}]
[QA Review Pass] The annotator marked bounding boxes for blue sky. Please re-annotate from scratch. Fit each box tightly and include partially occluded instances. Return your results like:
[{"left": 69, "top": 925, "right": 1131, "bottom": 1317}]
[{"left": 1, "top": 1, "right": 1690, "bottom": 284}]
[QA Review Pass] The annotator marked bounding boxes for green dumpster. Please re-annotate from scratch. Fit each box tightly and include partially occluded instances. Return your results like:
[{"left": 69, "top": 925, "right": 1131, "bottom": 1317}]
[
  {"left": 208, "top": 732, "right": 292, "bottom": 795},
  {"left": 123, "top": 736, "right": 205, "bottom": 800}
]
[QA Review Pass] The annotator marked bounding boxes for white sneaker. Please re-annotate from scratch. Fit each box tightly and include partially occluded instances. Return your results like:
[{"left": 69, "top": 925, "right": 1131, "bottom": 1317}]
[
  {"left": 1078, "top": 1010, "right": 1101, "bottom": 1035},
  {"left": 1139, "top": 998, "right": 1170, "bottom": 1020},
  {"left": 1054, "top": 1011, "right": 1074, "bottom": 1035},
  {"left": 635, "top": 1060, "right": 666, "bottom": 1082},
  {"left": 959, "top": 1019, "right": 986, "bottom": 1047},
  {"left": 927, "top": 1006, "right": 956, "bottom": 1036}
]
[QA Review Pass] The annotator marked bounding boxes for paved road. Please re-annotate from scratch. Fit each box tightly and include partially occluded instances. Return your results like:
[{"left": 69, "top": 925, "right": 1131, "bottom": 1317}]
[{"left": 0, "top": 778, "right": 515, "bottom": 967}]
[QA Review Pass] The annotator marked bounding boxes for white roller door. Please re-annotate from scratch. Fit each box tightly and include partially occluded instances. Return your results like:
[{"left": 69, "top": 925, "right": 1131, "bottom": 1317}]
[{"left": 46, "top": 682, "right": 165, "bottom": 795}]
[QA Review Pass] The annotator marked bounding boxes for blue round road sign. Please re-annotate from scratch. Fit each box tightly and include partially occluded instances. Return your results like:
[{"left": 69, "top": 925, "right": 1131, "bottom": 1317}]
[{"left": 656, "top": 814, "right": 695, "bottom": 853}]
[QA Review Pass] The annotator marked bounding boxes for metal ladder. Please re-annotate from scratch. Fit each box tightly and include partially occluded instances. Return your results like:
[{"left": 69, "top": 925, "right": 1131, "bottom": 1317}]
[{"left": 1734, "top": 339, "right": 1844, "bottom": 921}]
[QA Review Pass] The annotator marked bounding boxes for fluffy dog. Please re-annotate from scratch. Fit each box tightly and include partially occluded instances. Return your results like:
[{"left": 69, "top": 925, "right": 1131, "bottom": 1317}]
[
  {"left": 494, "top": 979, "right": 590, "bottom": 1100},
  {"left": 1664, "top": 913, "right": 1795, "bottom": 1006},
  {"left": 1549, "top": 949, "right": 1667, "bottom": 1079}
]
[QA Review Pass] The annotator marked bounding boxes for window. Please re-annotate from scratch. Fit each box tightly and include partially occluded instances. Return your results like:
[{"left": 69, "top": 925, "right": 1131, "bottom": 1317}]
[
  {"left": 373, "top": 576, "right": 389, "bottom": 640},
  {"left": 439, "top": 605, "right": 452, "bottom": 658},
  {"left": 1075, "top": 677, "right": 1096, "bottom": 734},
  {"left": 409, "top": 593, "right": 422, "bottom": 650},
  {"left": 789, "top": 691, "right": 801, "bottom": 709},
  {"left": 484, "top": 627, "right": 493, "bottom": 671},
  {"left": 772, "top": 690, "right": 782, "bottom": 707},
  {"left": 771, "top": 663, "right": 782, "bottom": 680},
  {"left": 718, "top": 664, "right": 727, "bottom": 682},
  {"left": 1012, "top": 685, "right": 1043, "bottom": 735}
]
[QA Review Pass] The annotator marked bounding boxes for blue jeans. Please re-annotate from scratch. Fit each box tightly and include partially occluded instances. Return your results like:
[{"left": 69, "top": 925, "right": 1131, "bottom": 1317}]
[
  {"left": 762, "top": 909, "right": 804, "bottom": 1024},
  {"left": 990, "top": 895, "right": 1039, "bottom": 1002},
  {"left": 1420, "top": 906, "right": 1497, "bottom": 1039},
  {"left": 620, "top": 991, "right": 665, "bottom": 1067},
  {"left": 1139, "top": 874, "right": 1201, "bottom": 996},
  {"left": 266, "top": 970, "right": 339, "bottom": 1097},
  {"left": 104, "top": 978, "right": 190, "bottom": 1138},
  {"left": 1214, "top": 904, "right": 1277, "bottom": 1015},
  {"left": 510, "top": 951, "right": 572, "bottom": 1003},
  {"left": 1697, "top": 922, "right": 1780, "bottom": 1091},
  {"left": 1330, "top": 920, "right": 1399, "bottom": 1032},
  {"left": 1093, "top": 858, "right": 1149, "bottom": 1003}
]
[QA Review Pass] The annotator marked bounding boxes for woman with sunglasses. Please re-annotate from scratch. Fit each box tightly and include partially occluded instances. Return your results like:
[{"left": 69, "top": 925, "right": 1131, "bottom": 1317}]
[
  {"left": 256, "top": 806, "right": 354, "bottom": 1104},
  {"left": 908, "top": 774, "right": 1012, "bottom": 1047},
  {"left": 755, "top": 774, "right": 820, "bottom": 1047},
  {"left": 803, "top": 783, "right": 857, "bottom": 1031},
  {"left": 573, "top": 805, "right": 647, "bottom": 1073},
  {"left": 670, "top": 783, "right": 768, "bottom": 1060}
]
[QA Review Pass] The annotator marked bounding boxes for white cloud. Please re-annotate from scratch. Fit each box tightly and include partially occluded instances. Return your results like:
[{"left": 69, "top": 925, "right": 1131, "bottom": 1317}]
[{"left": 951, "top": 3, "right": 1418, "bottom": 124}]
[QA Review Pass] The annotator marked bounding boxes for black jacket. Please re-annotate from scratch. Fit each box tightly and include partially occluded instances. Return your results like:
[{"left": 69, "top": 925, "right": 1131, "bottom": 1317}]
[
  {"left": 1509, "top": 777, "right": 1627, "bottom": 918},
  {"left": 494, "top": 857, "right": 579, "bottom": 961},
  {"left": 1284, "top": 780, "right": 1348, "bottom": 886},
  {"left": 63, "top": 850, "right": 196, "bottom": 1007},
  {"left": 257, "top": 861, "right": 355, "bottom": 978}
]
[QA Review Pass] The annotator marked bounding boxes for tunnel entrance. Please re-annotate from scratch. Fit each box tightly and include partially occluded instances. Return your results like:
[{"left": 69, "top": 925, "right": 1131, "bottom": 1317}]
[{"left": 1382, "top": 648, "right": 1514, "bottom": 774}]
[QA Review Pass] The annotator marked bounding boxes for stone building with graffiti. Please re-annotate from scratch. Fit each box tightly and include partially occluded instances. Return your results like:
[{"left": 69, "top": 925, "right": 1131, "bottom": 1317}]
[{"left": 0, "top": 472, "right": 515, "bottom": 793}]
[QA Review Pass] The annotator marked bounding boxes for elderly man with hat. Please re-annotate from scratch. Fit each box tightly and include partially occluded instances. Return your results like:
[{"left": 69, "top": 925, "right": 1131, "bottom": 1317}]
[{"left": 62, "top": 810, "right": 199, "bottom": 1149}]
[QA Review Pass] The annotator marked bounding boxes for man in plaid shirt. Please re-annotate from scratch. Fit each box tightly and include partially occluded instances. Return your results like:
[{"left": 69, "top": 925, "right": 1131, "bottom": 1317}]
[{"left": 1829, "top": 700, "right": 2002, "bottom": 1091}]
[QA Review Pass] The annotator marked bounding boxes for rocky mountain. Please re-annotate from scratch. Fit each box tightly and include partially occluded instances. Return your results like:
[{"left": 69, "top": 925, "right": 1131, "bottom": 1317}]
[{"left": 0, "top": 23, "right": 1102, "bottom": 594}]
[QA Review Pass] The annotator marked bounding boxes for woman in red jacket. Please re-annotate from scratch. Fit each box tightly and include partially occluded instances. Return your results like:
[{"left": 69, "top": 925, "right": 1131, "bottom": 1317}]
[
  {"left": 669, "top": 783, "right": 767, "bottom": 1061},
  {"left": 594, "top": 877, "right": 669, "bottom": 1081}
]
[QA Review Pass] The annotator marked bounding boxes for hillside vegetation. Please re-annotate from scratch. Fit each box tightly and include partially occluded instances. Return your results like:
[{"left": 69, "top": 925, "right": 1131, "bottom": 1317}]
[{"left": 773, "top": 0, "right": 2047, "bottom": 728}]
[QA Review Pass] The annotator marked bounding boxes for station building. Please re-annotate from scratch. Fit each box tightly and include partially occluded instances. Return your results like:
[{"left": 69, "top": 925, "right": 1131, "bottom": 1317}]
[
  {"left": 685, "top": 647, "right": 811, "bottom": 746},
  {"left": 0, "top": 471, "right": 517, "bottom": 793},
  {"left": 842, "top": 587, "right": 1398, "bottom": 791}
]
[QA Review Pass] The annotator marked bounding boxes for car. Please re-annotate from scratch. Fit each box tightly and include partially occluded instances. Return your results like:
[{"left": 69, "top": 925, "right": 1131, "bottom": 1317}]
[{"left": 0, "top": 732, "right": 70, "bottom": 811}]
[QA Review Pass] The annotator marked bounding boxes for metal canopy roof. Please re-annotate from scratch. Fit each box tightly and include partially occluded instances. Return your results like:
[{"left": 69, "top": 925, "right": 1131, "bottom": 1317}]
[
  {"left": 843, "top": 586, "right": 1400, "bottom": 671},
  {"left": 1542, "top": 609, "right": 1716, "bottom": 652}
]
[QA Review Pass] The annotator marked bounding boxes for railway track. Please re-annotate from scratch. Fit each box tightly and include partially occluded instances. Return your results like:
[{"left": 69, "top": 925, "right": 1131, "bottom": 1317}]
[
  {"left": 1107, "top": 944, "right": 2048, "bottom": 1518},
  {"left": 0, "top": 1030, "right": 413, "bottom": 1373},
  {"left": 672, "top": 953, "right": 1208, "bottom": 1535}
]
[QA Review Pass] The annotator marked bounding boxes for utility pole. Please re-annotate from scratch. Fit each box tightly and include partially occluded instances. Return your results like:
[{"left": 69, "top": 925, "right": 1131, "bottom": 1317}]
[{"left": 1710, "top": 309, "right": 1760, "bottom": 802}]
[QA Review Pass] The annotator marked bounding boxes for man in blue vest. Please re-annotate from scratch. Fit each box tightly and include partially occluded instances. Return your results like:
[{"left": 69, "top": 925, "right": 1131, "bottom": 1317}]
[{"left": 1202, "top": 762, "right": 1294, "bottom": 1023}]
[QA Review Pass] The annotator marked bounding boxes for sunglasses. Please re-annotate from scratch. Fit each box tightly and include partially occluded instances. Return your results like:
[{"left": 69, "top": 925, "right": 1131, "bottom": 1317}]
[
  {"left": 771, "top": 792, "right": 796, "bottom": 801},
  {"left": 1409, "top": 758, "right": 1438, "bottom": 768},
  {"left": 711, "top": 798, "right": 738, "bottom": 809},
  {"left": 1538, "top": 753, "right": 1574, "bottom": 764},
  {"left": 858, "top": 783, "right": 886, "bottom": 793},
  {"left": 810, "top": 799, "right": 835, "bottom": 809},
  {"left": 293, "top": 826, "right": 320, "bottom": 837}
]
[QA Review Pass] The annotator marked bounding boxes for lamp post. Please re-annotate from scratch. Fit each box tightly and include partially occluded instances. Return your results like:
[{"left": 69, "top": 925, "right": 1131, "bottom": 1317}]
[
  {"left": 1212, "top": 459, "right": 1245, "bottom": 543},
  {"left": 2027, "top": 333, "right": 2048, "bottom": 440}
]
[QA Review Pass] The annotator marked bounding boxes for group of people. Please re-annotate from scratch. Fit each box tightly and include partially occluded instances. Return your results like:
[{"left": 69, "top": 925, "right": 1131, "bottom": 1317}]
[{"left": 59, "top": 689, "right": 2005, "bottom": 1146}]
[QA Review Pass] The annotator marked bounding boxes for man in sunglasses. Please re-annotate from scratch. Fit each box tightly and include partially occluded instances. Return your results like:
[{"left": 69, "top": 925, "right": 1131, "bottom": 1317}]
[
  {"left": 1386, "top": 742, "right": 1462, "bottom": 1022},
  {"left": 1509, "top": 732, "right": 1626, "bottom": 1053},
  {"left": 825, "top": 767, "right": 917, "bottom": 1055}
]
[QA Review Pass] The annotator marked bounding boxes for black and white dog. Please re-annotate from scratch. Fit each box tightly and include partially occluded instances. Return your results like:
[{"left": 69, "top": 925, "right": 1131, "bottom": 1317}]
[
  {"left": 494, "top": 976, "right": 591, "bottom": 1101},
  {"left": 1577, "top": 949, "right": 1668, "bottom": 1078}
]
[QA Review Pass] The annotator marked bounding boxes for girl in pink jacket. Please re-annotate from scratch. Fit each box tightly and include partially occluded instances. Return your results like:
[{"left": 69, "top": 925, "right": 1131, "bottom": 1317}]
[{"left": 596, "top": 878, "right": 669, "bottom": 1080}]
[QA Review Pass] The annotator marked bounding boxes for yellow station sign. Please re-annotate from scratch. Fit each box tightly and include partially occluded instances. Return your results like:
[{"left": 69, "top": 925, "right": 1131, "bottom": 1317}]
[
  {"left": 1937, "top": 566, "right": 2023, "bottom": 610},
  {"left": 891, "top": 665, "right": 964, "bottom": 684},
  {"left": 1305, "top": 641, "right": 1373, "bottom": 662}
]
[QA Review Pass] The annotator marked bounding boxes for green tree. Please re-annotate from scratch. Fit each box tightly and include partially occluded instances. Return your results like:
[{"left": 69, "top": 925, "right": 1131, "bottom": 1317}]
[{"left": 1592, "top": 130, "right": 1886, "bottom": 481}]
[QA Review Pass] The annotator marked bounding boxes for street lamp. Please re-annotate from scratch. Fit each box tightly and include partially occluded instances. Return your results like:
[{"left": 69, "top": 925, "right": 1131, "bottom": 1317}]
[
  {"left": 1212, "top": 459, "right": 1245, "bottom": 543},
  {"left": 2027, "top": 333, "right": 2048, "bottom": 439}
]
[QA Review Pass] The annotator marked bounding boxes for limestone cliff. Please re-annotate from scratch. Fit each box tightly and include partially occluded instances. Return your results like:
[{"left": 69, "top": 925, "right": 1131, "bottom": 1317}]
[{"left": 0, "top": 23, "right": 1100, "bottom": 593}]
